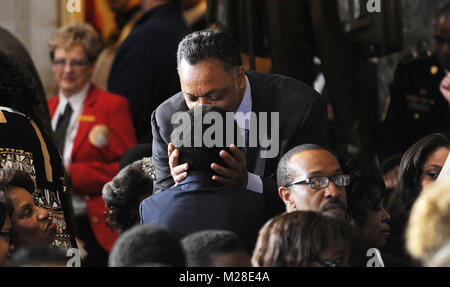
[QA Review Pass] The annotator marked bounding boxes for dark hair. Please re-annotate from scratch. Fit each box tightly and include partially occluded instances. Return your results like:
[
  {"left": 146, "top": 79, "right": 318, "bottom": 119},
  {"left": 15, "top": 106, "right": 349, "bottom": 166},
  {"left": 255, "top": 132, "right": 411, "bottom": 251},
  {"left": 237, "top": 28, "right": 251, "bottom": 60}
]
[
  {"left": 437, "top": 3, "right": 450, "bottom": 19},
  {"left": 10, "top": 245, "right": 68, "bottom": 267},
  {"left": 181, "top": 230, "right": 247, "bottom": 267},
  {"left": 340, "top": 154, "right": 386, "bottom": 228},
  {"left": 102, "top": 158, "right": 154, "bottom": 232},
  {"left": 177, "top": 29, "right": 242, "bottom": 72},
  {"left": 0, "top": 168, "right": 36, "bottom": 196},
  {"left": 172, "top": 105, "right": 243, "bottom": 173},
  {"left": 0, "top": 50, "right": 39, "bottom": 121},
  {"left": 119, "top": 144, "right": 152, "bottom": 170},
  {"left": 108, "top": 224, "right": 185, "bottom": 267},
  {"left": 391, "top": 133, "right": 450, "bottom": 212},
  {"left": 0, "top": 191, "right": 13, "bottom": 231},
  {"left": 251, "top": 211, "right": 353, "bottom": 267},
  {"left": 276, "top": 144, "right": 333, "bottom": 188}
]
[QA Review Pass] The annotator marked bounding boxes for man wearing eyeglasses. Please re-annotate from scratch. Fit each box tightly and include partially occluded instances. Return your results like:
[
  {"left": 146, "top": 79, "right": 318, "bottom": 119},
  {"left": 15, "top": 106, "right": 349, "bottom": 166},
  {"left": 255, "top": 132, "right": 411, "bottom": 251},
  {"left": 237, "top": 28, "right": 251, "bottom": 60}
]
[{"left": 277, "top": 144, "right": 349, "bottom": 220}]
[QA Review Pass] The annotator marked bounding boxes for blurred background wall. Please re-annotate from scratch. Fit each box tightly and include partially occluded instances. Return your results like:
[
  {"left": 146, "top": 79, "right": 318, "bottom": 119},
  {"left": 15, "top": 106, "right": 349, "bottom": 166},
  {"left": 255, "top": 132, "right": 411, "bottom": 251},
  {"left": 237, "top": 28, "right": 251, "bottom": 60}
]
[
  {"left": 0, "top": 0, "right": 140, "bottom": 98},
  {"left": 376, "top": 0, "right": 446, "bottom": 121},
  {"left": 0, "top": 0, "right": 58, "bottom": 97},
  {"left": 0, "top": 0, "right": 447, "bottom": 113}
]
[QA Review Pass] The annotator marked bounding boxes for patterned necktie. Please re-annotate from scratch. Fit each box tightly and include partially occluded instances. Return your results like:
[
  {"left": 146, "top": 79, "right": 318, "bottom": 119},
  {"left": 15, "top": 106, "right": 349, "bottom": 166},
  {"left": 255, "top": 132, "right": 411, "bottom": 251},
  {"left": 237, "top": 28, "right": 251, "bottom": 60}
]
[{"left": 55, "top": 103, "right": 73, "bottom": 154}]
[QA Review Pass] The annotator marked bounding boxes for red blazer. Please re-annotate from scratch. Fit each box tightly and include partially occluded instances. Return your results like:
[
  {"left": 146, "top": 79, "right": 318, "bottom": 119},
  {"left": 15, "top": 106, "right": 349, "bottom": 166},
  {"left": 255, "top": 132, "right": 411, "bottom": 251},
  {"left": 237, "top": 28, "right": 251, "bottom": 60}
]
[{"left": 48, "top": 85, "right": 137, "bottom": 252}]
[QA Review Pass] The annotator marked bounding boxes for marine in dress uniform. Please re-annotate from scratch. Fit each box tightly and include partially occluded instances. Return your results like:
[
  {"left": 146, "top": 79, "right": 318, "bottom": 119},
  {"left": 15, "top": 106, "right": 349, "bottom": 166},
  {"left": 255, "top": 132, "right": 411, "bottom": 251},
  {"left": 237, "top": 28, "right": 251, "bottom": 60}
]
[{"left": 377, "top": 51, "right": 450, "bottom": 173}]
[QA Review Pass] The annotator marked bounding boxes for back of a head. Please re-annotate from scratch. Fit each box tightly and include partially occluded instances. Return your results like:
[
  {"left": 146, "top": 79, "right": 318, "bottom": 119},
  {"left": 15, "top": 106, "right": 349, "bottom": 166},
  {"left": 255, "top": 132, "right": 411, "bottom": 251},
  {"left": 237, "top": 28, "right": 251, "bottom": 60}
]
[
  {"left": 0, "top": 50, "right": 39, "bottom": 118},
  {"left": 177, "top": 28, "right": 241, "bottom": 72},
  {"left": 10, "top": 245, "right": 68, "bottom": 267},
  {"left": 406, "top": 180, "right": 450, "bottom": 262},
  {"left": 182, "top": 230, "right": 249, "bottom": 267},
  {"left": 119, "top": 144, "right": 152, "bottom": 171},
  {"left": 102, "top": 158, "right": 154, "bottom": 232},
  {"left": 172, "top": 104, "right": 243, "bottom": 174},
  {"left": 340, "top": 154, "right": 386, "bottom": 227},
  {"left": 396, "top": 133, "right": 450, "bottom": 211},
  {"left": 437, "top": 3, "right": 450, "bottom": 20},
  {"left": 276, "top": 144, "right": 330, "bottom": 188},
  {"left": 108, "top": 224, "right": 185, "bottom": 267},
  {"left": 251, "top": 210, "right": 352, "bottom": 267}
]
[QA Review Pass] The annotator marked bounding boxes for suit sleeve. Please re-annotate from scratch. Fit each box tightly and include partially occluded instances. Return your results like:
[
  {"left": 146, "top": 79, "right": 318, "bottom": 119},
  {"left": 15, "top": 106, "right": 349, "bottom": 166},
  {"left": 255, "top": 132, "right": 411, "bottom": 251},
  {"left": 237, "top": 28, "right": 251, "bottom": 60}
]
[
  {"left": 69, "top": 98, "right": 137, "bottom": 195},
  {"left": 151, "top": 109, "right": 175, "bottom": 194}
]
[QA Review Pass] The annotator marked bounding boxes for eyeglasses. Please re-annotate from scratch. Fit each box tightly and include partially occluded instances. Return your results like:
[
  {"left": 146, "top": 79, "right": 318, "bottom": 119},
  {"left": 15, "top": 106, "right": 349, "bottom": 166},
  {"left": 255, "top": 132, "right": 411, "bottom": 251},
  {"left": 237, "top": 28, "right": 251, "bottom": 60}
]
[
  {"left": 285, "top": 174, "right": 350, "bottom": 189},
  {"left": 53, "top": 59, "right": 90, "bottom": 69}
]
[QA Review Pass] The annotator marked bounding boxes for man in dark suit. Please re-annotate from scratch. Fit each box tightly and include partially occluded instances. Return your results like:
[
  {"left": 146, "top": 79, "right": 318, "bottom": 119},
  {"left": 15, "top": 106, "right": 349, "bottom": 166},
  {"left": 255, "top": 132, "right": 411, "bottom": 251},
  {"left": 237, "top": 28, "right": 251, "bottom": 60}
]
[
  {"left": 141, "top": 105, "right": 269, "bottom": 252},
  {"left": 151, "top": 29, "right": 329, "bottom": 215},
  {"left": 108, "top": 0, "right": 189, "bottom": 143}
]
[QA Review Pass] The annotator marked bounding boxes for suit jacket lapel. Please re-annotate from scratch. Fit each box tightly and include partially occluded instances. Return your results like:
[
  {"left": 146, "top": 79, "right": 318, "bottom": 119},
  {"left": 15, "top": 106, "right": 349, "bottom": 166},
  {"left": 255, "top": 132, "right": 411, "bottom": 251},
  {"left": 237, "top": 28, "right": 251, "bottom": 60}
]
[
  {"left": 71, "top": 85, "right": 97, "bottom": 160},
  {"left": 245, "top": 72, "right": 272, "bottom": 176}
]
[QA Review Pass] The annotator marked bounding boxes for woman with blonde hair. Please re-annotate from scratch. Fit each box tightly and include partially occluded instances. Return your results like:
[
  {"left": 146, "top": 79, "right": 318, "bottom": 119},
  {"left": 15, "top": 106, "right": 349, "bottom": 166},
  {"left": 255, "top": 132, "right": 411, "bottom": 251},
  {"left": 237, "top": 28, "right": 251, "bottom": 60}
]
[
  {"left": 48, "top": 22, "right": 137, "bottom": 266},
  {"left": 406, "top": 180, "right": 450, "bottom": 265}
]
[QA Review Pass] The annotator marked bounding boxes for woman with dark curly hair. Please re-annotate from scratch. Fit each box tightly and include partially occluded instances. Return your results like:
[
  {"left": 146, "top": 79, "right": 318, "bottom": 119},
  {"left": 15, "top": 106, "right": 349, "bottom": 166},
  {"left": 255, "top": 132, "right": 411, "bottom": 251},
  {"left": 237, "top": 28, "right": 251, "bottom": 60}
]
[
  {"left": 385, "top": 133, "right": 450, "bottom": 261},
  {"left": 102, "top": 158, "right": 154, "bottom": 233},
  {"left": 341, "top": 154, "right": 391, "bottom": 249},
  {"left": 251, "top": 211, "right": 352, "bottom": 267}
]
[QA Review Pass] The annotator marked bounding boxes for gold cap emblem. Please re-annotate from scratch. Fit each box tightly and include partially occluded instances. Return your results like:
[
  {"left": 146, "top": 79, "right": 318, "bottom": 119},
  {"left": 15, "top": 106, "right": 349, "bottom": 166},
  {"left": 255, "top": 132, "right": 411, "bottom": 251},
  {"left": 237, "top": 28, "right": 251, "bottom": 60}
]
[{"left": 431, "top": 65, "right": 439, "bottom": 75}]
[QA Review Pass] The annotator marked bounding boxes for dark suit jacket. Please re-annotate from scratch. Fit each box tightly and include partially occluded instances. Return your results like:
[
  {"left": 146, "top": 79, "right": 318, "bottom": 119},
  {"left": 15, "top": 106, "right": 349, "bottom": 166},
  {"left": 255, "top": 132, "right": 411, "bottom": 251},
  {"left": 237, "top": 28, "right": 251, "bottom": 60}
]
[
  {"left": 377, "top": 53, "right": 450, "bottom": 172},
  {"left": 49, "top": 85, "right": 137, "bottom": 251},
  {"left": 151, "top": 70, "right": 329, "bottom": 215},
  {"left": 108, "top": 3, "right": 189, "bottom": 143},
  {"left": 140, "top": 171, "right": 269, "bottom": 252}
]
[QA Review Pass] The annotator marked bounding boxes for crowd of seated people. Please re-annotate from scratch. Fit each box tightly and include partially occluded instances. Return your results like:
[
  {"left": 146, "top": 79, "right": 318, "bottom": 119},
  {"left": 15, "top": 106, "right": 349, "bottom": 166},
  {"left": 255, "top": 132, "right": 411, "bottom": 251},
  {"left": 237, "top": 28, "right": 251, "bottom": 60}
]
[{"left": 1, "top": 1, "right": 450, "bottom": 268}]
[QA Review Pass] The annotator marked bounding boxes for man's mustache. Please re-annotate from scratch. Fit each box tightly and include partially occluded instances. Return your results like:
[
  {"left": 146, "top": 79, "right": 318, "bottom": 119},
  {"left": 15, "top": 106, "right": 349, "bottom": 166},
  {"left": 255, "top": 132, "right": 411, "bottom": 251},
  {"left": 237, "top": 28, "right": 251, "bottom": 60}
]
[{"left": 320, "top": 198, "right": 346, "bottom": 213}]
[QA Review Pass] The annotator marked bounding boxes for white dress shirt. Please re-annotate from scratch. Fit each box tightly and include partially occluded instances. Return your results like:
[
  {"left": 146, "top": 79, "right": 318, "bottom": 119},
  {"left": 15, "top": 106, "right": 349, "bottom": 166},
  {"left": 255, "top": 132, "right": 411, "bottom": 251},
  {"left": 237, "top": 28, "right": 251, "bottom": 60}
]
[
  {"left": 51, "top": 83, "right": 90, "bottom": 216},
  {"left": 234, "top": 76, "right": 263, "bottom": 194},
  {"left": 51, "top": 83, "right": 90, "bottom": 167}
]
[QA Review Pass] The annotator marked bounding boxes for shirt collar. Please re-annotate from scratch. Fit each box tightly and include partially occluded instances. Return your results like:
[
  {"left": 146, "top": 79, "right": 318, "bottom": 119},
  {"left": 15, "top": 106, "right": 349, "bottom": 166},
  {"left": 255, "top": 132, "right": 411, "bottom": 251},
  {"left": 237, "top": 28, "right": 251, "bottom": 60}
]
[
  {"left": 58, "top": 83, "right": 90, "bottom": 112},
  {"left": 177, "top": 171, "right": 217, "bottom": 186},
  {"left": 235, "top": 75, "right": 252, "bottom": 130}
]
